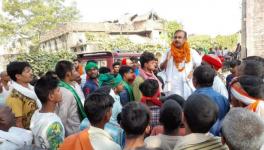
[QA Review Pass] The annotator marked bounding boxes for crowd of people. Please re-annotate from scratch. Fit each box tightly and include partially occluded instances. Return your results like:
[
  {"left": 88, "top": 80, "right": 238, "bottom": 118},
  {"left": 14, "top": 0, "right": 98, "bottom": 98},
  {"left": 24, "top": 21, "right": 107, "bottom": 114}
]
[{"left": 0, "top": 29, "right": 264, "bottom": 150}]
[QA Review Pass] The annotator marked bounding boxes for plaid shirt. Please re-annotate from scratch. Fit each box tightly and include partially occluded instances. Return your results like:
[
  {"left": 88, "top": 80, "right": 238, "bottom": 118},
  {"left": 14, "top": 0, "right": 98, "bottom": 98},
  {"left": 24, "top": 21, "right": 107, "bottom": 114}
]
[{"left": 149, "top": 105, "right": 160, "bottom": 127}]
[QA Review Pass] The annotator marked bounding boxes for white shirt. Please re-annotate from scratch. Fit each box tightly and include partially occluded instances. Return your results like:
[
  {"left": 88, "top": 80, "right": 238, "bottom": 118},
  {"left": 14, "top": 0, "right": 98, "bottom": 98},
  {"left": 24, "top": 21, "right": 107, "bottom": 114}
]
[
  {"left": 0, "top": 83, "right": 11, "bottom": 104},
  {"left": 109, "top": 89, "right": 122, "bottom": 124},
  {"left": 88, "top": 126, "right": 121, "bottom": 150},
  {"left": 223, "top": 50, "right": 229, "bottom": 56},
  {"left": 145, "top": 134, "right": 181, "bottom": 150},
  {"left": 213, "top": 76, "right": 229, "bottom": 99},
  {"left": 160, "top": 49, "right": 202, "bottom": 100},
  {"left": 81, "top": 74, "right": 87, "bottom": 88},
  {"left": 30, "top": 110, "right": 65, "bottom": 149},
  {"left": 216, "top": 50, "right": 223, "bottom": 56},
  {"left": 72, "top": 81, "right": 86, "bottom": 105},
  {"left": 0, "top": 127, "right": 33, "bottom": 150}
]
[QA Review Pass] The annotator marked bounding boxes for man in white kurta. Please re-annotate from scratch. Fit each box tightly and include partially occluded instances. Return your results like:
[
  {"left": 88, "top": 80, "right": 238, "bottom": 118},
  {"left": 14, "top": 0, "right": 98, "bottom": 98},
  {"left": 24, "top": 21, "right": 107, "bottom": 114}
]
[{"left": 159, "top": 30, "right": 201, "bottom": 100}]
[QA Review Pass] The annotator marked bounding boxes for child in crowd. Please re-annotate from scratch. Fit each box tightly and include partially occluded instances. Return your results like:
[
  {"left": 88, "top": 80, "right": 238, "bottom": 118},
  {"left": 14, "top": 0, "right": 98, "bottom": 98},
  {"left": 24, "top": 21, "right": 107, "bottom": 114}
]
[
  {"left": 30, "top": 75, "right": 64, "bottom": 149},
  {"left": 145, "top": 100, "right": 182, "bottom": 150},
  {"left": 121, "top": 102, "right": 151, "bottom": 150},
  {"left": 139, "top": 79, "right": 162, "bottom": 127}
]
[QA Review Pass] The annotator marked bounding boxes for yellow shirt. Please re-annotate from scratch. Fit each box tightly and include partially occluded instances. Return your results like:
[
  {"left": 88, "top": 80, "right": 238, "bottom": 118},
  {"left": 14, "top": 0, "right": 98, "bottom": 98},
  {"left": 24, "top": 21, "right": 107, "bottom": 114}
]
[{"left": 5, "top": 89, "right": 38, "bottom": 129}]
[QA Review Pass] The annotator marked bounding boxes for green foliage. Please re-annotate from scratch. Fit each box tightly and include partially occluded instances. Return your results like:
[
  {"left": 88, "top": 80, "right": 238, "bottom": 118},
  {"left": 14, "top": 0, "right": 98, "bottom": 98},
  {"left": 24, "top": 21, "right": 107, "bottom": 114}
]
[
  {"left": 0, "top": 0, "right": 79, "bottom": 49},
  {"left": 189, "top": 33, "right": 239, "bottom": 50},
  {"left": 189, "top": 35, "right": 212, "bottom": 49},
  {"left": 164, "top": 21, "right": 183, "bottom": 43},
  {"left": 13, "top": 50, "right": 76, "bottom": 76},
  {"left": 85, "top": 32, "right": 166, "bottom": 52},
  {"left": 110, "top": 36, "right": 134, "bottom": 50},
  {"left": 214, "top": 33, "right": 238, "bottom": 49}
]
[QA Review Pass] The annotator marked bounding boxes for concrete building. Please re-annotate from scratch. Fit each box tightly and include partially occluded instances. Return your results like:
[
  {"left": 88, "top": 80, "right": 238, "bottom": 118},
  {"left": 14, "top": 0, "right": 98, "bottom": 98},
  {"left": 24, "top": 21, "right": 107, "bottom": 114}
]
[
  {"left": 40, "top": 11, "right": 166, "bottom": 53},
  {"left": 241, "top": 0, "right": 264, "bottom": 58}
]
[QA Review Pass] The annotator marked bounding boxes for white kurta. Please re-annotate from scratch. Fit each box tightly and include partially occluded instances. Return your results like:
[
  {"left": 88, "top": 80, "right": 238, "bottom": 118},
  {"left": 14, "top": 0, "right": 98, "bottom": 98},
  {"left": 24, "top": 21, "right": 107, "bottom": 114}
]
[
  {"left": 0, "top": 83, "right": 11, "bottom": 105},
  {"left": 0, "top": 127, "right": 33, "bottom": 150},
  {"left": 213, "top": 76, "right": 229, "bottom": 99},
  {"left": 109, "top": 89, "right": 122, "bottom": 125},
  {"left": 159, "top": 49, "right": 201, "bottom": 100}
]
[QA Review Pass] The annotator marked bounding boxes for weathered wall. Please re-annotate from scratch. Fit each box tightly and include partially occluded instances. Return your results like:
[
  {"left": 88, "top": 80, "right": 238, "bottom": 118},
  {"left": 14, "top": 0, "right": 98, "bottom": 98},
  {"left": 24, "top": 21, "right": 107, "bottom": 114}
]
[{"left": 242, "top": 0, "right": 264, "bottom": 57}]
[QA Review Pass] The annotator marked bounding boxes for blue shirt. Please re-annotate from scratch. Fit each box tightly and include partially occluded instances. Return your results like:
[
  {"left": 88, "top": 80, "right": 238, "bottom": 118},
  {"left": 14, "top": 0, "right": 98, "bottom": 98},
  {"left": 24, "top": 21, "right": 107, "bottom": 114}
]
[
  {"left": 105, "top": 122, "right": 125, "bottom": 149},
  {"left": 119, "top": 89, "right": 130, "bottom": 106},
  {"left": 82, "top": 78, "right": 98, "bottom": 98},
  {"left": 194, "top": 87, "right": 230, "bottom": 135},
  {"left": 134, "top": 68, "right": 139, "bottom": 76}
]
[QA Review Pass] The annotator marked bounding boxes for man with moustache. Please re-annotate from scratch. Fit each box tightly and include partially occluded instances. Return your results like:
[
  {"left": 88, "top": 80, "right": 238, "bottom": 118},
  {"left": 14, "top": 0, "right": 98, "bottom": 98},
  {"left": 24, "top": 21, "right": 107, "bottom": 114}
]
[
  {"left": 82, "top": 61, "right": 99, "bottom": 98},
  {"left": 160, "top": 30, "right": 201, "bottom": 99}
]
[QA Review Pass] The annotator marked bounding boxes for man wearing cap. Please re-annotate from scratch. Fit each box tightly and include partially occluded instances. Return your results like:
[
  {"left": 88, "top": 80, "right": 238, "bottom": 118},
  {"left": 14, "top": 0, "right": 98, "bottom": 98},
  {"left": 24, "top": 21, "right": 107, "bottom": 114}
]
[
  {"left": 159, "top": 30, "right": 201, "bottom": 99},
  {"left": 82, "top": 61, "right": 99, "bottom": 98},
  {"left": 99, "top": 73, "right": 124, "bottom": 124},
  {"left": 202, "top": 54, "right": 228, "bottom": 99}
]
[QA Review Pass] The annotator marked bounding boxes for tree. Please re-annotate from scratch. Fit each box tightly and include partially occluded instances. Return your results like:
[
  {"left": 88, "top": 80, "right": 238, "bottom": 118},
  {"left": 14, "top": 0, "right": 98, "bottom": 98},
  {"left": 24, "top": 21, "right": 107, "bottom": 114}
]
[
  {"left": 0, "top": 0, "right": 79, "bottom": 50},
  {"left": 12, "top": 50, "right": 76, "bottom": 76},
  {"left": 189, "top": 35, "right": 212, "bottom": 49},
  {"left": 214, "top": 33, "right": 238, "bottom": 49},
  {"left": 164, "top": 21, "right": 183, "bottom": 43},
  {"left": 188, "top": 33, "right": 239, "bottom": 50}
]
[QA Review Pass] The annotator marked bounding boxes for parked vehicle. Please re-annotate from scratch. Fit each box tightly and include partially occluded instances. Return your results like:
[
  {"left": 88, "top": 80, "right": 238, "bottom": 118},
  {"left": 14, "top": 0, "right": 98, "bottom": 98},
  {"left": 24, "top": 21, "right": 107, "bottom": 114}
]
[{"left": 77, "top": 51, "right": 141, "bottom": 69}]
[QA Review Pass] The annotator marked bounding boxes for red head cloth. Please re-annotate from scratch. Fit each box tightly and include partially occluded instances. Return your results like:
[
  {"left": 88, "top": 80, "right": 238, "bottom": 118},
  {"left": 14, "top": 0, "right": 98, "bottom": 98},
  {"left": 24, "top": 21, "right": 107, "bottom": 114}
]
[
  {"left": 121, "top": 58, "right": 127, "bottom": 65},
  {"left": 141, "top": 89, "right": 162, "bottom": 107},
  {"left": 202, "top": 54, "right": 223, "bottom": 71}
]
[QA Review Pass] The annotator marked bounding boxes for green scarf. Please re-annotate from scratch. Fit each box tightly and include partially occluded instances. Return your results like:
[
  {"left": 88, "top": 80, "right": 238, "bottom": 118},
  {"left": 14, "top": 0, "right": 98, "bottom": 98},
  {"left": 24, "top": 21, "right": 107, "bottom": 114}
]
[
  {"left": 85, "top": 62, "right": 98, "bottom": 72},
  {"left": 59, "top": 81, "right": 87, "bottom": 120},
  {"left": 99, "top": 73, "right": 123, "bottom": 88},
  {"left": 123, "top": 81, "right": 134, "bottom": 101}
]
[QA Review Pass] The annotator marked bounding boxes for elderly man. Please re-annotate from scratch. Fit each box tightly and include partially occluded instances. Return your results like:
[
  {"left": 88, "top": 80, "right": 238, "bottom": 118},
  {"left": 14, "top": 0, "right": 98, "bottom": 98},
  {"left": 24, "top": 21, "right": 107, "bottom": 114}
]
[
  {"left": 0, "top": 105, "right": 33, "bottom": 149},
  {"left": 0, "top": 71, "right": 11, "bottom": 104},
  {"left": 221, "top": 108, "right": 264, "bottom": 150},
  {"left": 160, "top": 30, "right": 201, "bottom": 99}
]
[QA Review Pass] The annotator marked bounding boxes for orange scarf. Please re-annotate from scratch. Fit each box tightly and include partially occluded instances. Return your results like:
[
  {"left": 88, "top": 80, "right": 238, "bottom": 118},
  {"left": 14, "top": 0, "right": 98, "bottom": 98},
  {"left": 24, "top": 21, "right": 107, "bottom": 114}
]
[
  {"left": 247, "top": 100, "right": 260, "bottom": 112},
  {"left": 170, "top": 41, "right": 191, "bottom": 72}
]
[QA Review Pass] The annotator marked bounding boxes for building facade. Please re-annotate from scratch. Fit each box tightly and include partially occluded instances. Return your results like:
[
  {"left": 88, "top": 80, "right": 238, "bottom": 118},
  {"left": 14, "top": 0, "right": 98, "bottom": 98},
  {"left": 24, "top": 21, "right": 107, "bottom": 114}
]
[
  {"left": 241, "top": 0, "right": 264, "bottom": 58},
  {"left": 39, "top": 11, "right": 166, "bottom": 53}
]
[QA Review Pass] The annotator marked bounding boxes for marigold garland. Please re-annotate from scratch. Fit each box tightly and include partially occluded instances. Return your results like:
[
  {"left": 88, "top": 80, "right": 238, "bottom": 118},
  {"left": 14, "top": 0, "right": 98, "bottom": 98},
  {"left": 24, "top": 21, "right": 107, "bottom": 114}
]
[{"left": 170, "top": 41, "right": 191, "bottom": 72}]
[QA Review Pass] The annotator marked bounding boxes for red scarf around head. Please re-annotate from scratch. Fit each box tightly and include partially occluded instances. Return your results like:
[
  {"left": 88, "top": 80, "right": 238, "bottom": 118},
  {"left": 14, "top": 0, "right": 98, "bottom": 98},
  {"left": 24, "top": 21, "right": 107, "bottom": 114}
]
[{"left": 141, "top": 89, "right": 162, "bottom": 107}]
